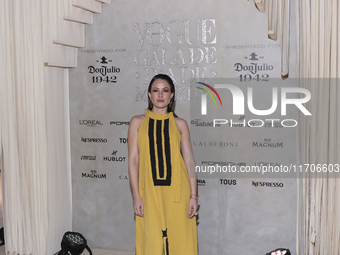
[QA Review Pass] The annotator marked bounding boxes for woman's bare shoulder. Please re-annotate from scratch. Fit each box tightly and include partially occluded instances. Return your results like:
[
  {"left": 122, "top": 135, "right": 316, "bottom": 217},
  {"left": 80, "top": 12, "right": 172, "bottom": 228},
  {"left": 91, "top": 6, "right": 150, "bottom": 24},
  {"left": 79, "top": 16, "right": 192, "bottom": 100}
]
[
  {"left": 129, "top": 114, "right": 145, "bottom": 129},
  {"left": 130, "top": 114, "right": 145, "bottom": 121},
  {"left": 174, "top": 117, "right": 189, "bottom": 134}
]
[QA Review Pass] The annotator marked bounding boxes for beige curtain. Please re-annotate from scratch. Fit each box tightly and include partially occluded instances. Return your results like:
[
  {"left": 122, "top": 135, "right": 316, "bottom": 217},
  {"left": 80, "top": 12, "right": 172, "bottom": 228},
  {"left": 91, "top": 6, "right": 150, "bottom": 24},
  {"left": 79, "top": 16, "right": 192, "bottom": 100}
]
[
  {"left": 0, "top": 0, "right": 110, "bottom": 254},
  {"left": 296, "top": 0, "right": 340, "bottom": 254},
  {"left": 249, "top": 0, "right": 340, "bottom": 254},
  {"left": 0, "top": 2, "right": 48, "bottom": 254}
]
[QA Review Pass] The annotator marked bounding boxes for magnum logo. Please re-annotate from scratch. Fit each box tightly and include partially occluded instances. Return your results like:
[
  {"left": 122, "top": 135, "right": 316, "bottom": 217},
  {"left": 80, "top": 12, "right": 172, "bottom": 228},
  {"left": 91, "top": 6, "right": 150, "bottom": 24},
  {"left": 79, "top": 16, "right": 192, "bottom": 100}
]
[{"left": 148, "top": 118, "right": 172, "bottom": 186}]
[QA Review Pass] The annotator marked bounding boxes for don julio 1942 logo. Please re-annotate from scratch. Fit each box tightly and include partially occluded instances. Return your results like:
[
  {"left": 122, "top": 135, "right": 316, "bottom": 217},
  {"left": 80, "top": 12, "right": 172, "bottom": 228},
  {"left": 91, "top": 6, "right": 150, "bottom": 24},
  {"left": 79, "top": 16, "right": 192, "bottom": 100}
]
[{"left": 88, "top": 56, "right": 120, "bottom": 84}]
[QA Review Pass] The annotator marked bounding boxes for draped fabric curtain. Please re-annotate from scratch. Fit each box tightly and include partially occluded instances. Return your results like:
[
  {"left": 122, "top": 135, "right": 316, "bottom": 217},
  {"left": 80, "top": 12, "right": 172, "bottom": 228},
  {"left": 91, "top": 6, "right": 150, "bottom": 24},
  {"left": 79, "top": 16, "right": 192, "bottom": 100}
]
[
  {"left": 296, "top": 0, "right": 340, "bottom": 254},
  {"left": 249, "top": 0, "right": 340, "bottom": 254},
  {"left": 0, "top": 2, "right": 49, "bottom": 254},
  {"left": 0, "top": 0, "right": 110, "bottom": 254}
]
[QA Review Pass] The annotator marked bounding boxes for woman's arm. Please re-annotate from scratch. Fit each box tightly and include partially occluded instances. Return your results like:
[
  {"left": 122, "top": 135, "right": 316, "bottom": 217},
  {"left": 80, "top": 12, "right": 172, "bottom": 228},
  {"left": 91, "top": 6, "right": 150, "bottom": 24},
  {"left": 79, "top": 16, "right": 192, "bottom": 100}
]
[
  {"left": 176, "top": 118, "right": 198, "bottom": 219},
  {"left": 128, "top": 115, "right": 144, "bottom": 217}
]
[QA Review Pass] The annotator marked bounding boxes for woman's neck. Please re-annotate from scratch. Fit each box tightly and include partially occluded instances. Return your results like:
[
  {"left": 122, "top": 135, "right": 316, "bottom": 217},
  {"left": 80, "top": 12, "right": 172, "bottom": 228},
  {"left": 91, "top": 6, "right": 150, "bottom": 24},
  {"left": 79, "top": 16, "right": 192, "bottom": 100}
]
[{"left": 151, "top": 107, "right": 168, "bottom": 114}]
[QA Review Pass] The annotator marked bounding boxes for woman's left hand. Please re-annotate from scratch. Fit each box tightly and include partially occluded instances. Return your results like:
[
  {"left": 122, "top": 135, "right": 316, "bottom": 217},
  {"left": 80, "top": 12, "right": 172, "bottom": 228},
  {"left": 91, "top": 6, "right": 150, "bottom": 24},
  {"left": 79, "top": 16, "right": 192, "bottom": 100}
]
[{"left": 188, "top": 198, "right": 198, "bottom": 218}]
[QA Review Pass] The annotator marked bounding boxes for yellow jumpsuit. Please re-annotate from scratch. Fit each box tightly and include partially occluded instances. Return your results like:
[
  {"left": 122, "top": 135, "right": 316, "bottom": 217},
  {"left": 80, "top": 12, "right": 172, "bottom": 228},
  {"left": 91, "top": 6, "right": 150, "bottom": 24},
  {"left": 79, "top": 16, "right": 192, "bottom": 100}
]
[{"left": 136, "top": 110, "right": 198, "bottom": 255}]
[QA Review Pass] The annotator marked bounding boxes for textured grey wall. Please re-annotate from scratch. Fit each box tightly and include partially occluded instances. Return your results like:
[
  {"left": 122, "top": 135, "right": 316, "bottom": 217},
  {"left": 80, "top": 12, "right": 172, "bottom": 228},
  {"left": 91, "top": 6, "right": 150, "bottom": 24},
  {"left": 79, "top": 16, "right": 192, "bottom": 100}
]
[{"left": 69, "top": 0, "right": 297, "bottom": 254}]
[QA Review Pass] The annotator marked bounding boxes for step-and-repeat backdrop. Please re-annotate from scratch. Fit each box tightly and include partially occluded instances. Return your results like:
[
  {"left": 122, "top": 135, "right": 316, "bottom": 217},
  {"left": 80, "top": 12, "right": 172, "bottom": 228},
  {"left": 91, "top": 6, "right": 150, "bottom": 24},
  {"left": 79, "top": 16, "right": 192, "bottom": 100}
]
[{"left": 69, "top": 1, "right": 298, "bottom": 254}]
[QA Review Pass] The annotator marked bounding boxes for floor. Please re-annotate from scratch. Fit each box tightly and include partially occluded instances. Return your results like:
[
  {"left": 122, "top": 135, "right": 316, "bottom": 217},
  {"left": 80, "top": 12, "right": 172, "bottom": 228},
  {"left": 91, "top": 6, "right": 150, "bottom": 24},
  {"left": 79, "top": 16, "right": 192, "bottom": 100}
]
[
  {"left": 0, "top": 246, "right": 134, "bottom": 255},
  {"left": 83, "top": 249, "right": 134, "bottom": 255}
]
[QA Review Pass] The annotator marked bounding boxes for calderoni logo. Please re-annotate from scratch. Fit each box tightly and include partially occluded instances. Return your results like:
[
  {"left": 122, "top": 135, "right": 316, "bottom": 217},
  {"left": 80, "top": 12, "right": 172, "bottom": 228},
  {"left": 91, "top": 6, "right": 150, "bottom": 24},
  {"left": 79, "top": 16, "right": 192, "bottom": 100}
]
[
  {"left": 252, "top": 181, "right": 284, "bottom": 188},
  {"left": 82, "top": 170, "right": 107, "bottom": 179},
  {"left": 193, "top": 141, "right": 238, "bottom": 147},
  {"left": 79, "top": 120, "right": 103, "bottom": 127}
]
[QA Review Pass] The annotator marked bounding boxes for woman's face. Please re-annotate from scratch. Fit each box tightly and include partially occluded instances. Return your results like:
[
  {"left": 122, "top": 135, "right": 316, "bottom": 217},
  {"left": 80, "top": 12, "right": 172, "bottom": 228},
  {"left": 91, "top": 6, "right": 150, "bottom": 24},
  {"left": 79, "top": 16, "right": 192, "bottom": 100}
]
[{"left": 148, "top": 78, "right": 174, "bottom": 110}]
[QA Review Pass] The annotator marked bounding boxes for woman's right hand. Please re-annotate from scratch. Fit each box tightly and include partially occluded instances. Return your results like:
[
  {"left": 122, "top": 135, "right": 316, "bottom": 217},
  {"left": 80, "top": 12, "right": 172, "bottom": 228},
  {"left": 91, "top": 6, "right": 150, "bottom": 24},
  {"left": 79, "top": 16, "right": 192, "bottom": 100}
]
[{"left": 133, "top": 195, "right": 144, "bottom": 217}]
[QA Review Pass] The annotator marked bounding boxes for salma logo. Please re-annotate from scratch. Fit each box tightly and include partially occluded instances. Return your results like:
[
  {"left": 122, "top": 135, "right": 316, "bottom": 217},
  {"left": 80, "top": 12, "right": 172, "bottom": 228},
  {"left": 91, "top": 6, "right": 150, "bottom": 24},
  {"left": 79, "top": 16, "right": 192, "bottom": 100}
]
[{"left": 196, "top": 82, "right": 223, "bottom": 115}]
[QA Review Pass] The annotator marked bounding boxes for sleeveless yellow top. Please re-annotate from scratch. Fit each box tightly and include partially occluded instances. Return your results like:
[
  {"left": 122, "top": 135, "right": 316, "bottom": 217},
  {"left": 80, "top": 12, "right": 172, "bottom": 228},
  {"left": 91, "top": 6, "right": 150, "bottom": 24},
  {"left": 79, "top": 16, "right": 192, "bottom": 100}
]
[{"left": 135, "top": 110, "right": 198, "bottom": 255}]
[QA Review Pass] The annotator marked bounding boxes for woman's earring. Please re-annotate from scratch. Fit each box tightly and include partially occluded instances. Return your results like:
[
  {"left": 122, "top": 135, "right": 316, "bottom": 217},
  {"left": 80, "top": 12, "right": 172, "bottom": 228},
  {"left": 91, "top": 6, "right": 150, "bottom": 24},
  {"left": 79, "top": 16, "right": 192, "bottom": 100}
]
[{"left": 168, "top": 101, "right": 173, "bottom": 112}]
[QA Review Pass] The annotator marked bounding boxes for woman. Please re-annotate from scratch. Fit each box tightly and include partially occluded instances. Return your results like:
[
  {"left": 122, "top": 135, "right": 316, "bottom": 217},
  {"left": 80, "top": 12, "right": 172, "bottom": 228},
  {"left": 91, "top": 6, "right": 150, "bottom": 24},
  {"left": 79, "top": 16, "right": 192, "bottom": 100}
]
[{"left": 128, "top": 74, "right": 198, "bottom": 255}]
